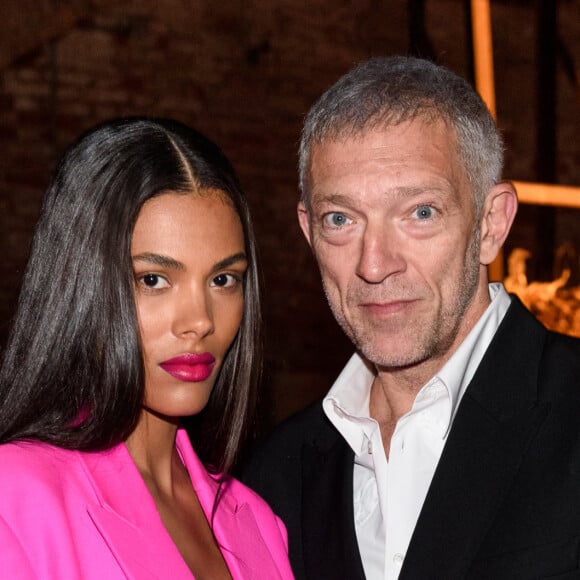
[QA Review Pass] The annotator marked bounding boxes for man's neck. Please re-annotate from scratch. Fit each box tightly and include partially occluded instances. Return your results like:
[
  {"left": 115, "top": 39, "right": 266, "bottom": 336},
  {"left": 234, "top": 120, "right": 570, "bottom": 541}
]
[{"left": 369, "top": 366, "right": 433, "bottom": 455}]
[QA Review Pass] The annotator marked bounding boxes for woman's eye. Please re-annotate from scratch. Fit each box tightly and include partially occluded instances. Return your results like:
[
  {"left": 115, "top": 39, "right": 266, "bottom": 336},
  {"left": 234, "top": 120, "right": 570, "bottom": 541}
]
[
  {"left": 323, "top": 212, "right": 352, "bottom": 228},
  {"left": 211, "top": 273, "right": 239, "bottom": 288},
  {"left": 139, "top": 274, "right": 169, "bottom": 289},
  {"left": 414, "top": 205, "right": 434, "bottom": 219}
]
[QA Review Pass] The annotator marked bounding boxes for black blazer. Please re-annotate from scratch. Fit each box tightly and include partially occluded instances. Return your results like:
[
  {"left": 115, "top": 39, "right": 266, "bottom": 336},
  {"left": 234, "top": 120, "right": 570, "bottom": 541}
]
[{"left": 243, "top": 297, "right": 580, "bottom": 579}]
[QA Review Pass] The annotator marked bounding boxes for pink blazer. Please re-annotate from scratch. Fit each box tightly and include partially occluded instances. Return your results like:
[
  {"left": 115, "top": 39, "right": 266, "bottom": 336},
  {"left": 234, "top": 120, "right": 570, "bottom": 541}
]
[{"left": 0, "top": 429, "right": 294, "bottom": 579}]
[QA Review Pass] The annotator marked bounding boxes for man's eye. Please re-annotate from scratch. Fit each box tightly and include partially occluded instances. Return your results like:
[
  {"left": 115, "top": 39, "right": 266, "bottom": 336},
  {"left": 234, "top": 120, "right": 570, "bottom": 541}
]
[
  {"left": 414, "top": 205, "right": 434, "bottom": 219},
  {"left": 323, "top": 213, "right": 351, "bottom": 227}
]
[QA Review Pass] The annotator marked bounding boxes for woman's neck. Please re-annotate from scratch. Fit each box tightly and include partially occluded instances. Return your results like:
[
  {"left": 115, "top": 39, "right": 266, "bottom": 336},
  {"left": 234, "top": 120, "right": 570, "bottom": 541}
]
[
  {"left": 125, "top": 410, "right": 232, "bottom": 579},
  {"left": 125, "top": 409, "right": 182, "bottom": 494}
]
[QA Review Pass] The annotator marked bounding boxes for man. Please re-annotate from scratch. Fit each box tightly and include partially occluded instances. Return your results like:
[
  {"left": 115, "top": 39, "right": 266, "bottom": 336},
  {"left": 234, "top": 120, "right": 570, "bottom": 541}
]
[{"left": 243, "top": 56, "right": 580, "bottom": 579}]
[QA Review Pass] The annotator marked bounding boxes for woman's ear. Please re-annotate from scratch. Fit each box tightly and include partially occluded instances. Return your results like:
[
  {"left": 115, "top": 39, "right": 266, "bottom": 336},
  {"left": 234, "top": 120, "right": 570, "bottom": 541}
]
[{"left": 479, "top": 180, "right": 518, "bottom": 266}]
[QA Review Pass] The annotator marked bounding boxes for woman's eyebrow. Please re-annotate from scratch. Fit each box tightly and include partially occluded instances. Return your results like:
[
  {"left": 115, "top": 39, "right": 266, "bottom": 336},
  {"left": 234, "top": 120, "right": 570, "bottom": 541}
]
[
  {"left": 132, "top": 253, "right": 184, "bottom": 270},
  {"left": 214, "top": 252, "right": 248, "bottom": 271},
  {"left": 132, "top": 252, "right": 248, "bottom": 271}
]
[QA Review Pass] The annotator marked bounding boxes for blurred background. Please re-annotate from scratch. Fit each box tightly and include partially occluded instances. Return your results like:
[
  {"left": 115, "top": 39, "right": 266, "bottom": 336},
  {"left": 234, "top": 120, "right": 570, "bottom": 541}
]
[{"left": 0, "top": 0, "right": 579, "bottom": 432}]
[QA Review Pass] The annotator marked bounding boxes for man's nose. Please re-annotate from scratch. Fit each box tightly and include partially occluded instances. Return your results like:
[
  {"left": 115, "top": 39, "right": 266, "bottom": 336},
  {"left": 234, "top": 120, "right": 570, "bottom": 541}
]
[{"left": 356, "top": 222, "right": 406, "bottom": 284}]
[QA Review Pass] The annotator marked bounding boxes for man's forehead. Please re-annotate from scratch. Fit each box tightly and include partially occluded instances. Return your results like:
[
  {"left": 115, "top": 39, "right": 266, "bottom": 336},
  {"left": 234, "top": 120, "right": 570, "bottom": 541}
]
[{"left": 311, "top": 117, "right": 456, "bottom": 155}]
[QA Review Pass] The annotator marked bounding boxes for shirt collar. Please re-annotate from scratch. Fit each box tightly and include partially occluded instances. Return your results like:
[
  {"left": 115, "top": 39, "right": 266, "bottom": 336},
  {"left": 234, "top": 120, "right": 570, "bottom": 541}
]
[
  {"left": 324, "top": 283, "right": 512, "bottom": 453},
  {"left": 437, "top": 282, "right": 511, "bottom": 433},
  {"left": 323, "top": 353, "right": 375, "bottom": 454}
]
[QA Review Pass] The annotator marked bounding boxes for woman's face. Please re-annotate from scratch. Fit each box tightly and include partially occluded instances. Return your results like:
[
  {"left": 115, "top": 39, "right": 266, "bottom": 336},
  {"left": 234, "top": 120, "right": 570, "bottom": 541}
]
[{"left": 131, "top": 190, "right": 247, "bottom": 418}]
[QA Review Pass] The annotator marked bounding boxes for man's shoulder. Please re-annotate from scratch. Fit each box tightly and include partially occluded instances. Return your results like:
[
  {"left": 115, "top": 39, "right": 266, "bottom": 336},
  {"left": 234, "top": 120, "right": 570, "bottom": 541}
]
[
  {"left": 493, "top": 297, "right": 580, "bottom": 400},
  {"left": 241, "top": 400, "right": 342, "bottom": 478},
  {"left": 508, "top": 295, "right": 580, "bottom": 355},
  {"left": 539, "top": 327, "right": 580, "bottom": 394},
  {"left": 274, "top": 399, "right": 328, "bottom": 429},
  {"left": 257, "top": 400, "right": 334, "bottom": 451},
  {"left": 544, "top": 325, "right": 580, "bottom": 353}
]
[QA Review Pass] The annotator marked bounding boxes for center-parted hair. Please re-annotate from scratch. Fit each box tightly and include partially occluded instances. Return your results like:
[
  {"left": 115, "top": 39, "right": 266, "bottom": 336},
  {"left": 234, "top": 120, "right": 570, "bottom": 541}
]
[
  {"left": 0, "top": 117, "right": 262, "bottom": 475},
  {"left": 299, "top": 55, "right": 504, "bottom": 214}
]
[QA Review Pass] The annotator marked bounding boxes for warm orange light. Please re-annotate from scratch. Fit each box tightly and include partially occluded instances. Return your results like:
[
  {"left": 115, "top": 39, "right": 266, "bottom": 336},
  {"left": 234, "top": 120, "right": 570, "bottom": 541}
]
[
  {"left": 470, "top": 1, "right": 580, "bottom": 283},
  {"left": 513, "top": 181, "right": 580, "bottom": 208},
  {"left": 471, "top": 0, "right": 496, "bottom": 119}
]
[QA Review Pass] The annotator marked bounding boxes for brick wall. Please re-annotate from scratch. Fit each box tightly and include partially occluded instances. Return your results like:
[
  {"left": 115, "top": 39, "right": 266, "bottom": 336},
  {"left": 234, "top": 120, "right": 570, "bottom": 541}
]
[{"left": 1, "top": 0, "right": 579, "bottom": 428}]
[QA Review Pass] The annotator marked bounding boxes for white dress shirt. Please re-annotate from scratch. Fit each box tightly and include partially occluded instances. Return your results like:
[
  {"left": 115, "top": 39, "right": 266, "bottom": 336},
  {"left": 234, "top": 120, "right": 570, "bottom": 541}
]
[{"left": 323, "top": 283, "right": 512, "bottom": 579}]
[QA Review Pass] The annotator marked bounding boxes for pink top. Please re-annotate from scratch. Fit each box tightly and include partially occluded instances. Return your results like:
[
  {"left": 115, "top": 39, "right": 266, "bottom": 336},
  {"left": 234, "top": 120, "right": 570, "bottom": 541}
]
[{"left": 0, "top": 429, "right": 294, "bottom": 579}]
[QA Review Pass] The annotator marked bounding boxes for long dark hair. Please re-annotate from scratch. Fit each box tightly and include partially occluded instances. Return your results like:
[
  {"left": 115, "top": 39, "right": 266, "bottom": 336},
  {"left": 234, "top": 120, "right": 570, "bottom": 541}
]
[{"left": 0, "top": 117, "right": 262, "bottom": 474}]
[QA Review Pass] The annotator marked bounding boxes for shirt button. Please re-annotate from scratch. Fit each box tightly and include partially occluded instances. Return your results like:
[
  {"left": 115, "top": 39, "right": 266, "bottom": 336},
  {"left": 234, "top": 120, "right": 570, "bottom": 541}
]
[{"left": 393, "top": 553, "right": 404, "bottom": 566}]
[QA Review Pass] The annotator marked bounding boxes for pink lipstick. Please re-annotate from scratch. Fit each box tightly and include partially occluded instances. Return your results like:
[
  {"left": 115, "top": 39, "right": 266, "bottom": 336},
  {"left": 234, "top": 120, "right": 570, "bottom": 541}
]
[{"left": 159, "top": 352, "right": 216, "bottom": 382}]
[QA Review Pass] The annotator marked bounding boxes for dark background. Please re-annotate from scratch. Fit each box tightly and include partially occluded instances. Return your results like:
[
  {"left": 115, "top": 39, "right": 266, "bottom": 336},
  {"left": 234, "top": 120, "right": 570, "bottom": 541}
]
[{"left": 1, "top": 0, "right": 579, "bottom": 430}]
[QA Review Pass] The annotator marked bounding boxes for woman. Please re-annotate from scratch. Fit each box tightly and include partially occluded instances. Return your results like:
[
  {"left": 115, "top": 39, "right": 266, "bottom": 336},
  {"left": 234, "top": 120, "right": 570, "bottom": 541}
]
[{"left": 0, "top": 118, "right": 293, "bottom": 579}]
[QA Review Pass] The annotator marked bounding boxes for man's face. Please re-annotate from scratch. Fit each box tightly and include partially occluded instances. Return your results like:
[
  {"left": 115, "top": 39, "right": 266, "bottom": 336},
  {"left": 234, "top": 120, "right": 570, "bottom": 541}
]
[{"left": 299, "top": 118, "right": 491, "bottom": 373}]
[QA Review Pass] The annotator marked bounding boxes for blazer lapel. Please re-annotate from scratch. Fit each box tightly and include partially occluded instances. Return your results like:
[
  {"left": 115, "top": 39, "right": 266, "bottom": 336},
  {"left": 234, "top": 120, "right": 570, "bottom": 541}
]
[
  {"left": 80, "top": 444, "right": 192, "bottom": 579},
  {"left": 175, "top": 430, "right": 288, "bottom": 579},
  {"left": 86, "top": 504, "right": 192, "bottom": 579},
  {"left": 84, "top": 430, "right": 288, "bottom": 579},
  {"left": 400, "top": 298, "right": 551, "bottom": 580},
  {"left": 301, "top": 423, "right": 366, "bottom": 580},
  {"left": 208, "top": 492, "right": 289, "bottom": 579}
]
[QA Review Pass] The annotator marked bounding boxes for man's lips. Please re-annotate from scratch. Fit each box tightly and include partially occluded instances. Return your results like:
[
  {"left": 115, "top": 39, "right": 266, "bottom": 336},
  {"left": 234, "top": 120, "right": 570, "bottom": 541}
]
[
  {"left": 360, "top": 299, "right": 417, "bottom": 315},
  {"left": 159, "top": 352, "right": 216, "bottom": 382}
]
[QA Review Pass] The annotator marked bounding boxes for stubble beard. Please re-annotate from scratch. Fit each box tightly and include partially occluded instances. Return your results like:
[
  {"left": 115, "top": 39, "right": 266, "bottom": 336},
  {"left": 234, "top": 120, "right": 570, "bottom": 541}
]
[{"left": 323, "top": 231, "right": 482, "bottom": 371}]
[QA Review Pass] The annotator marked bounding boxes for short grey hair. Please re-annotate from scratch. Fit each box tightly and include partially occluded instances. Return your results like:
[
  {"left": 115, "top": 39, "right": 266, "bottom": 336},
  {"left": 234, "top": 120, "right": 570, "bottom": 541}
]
[{"left": 299, "top": 55, "right": 504, "bottom": 214}]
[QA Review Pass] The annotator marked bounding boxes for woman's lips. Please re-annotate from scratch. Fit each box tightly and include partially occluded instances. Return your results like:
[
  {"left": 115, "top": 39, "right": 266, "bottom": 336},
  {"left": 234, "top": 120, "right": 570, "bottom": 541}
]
[{"left": 159, "top": 352, "right": 216, "bottom": 382}]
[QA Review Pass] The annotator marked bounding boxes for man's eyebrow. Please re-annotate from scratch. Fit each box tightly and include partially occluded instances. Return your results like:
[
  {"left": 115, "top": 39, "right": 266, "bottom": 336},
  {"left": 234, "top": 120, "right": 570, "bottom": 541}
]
[
  {"left": 311, "top": 186, "right": 450, "bottom": 208},
  {"left": 311, "top": 193, "right": 352, "bottom": 207},
  {"left": 132, "top": 253, "right": 185, "bottom": 270}
]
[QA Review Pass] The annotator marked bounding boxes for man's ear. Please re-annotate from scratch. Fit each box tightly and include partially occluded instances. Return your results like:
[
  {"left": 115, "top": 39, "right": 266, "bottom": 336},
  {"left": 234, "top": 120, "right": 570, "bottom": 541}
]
[
  {"left": 297, "top": 201, "right": 313, "bottom": 247},
  {"left": 479, "top": 180, "right": 518, "bottom": 265}
]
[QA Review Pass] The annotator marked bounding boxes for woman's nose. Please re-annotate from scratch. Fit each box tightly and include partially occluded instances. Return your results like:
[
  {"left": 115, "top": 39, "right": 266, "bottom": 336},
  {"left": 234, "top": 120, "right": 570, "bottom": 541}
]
[{"left": 171, "top": 286, "right": 214, "bottom": 338}]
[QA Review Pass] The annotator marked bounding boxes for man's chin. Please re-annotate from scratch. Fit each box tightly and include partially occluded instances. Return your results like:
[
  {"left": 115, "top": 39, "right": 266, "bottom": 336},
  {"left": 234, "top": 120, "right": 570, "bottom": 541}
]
[{"left": 357, "top": 340, "right": 431, "bottom": 371}]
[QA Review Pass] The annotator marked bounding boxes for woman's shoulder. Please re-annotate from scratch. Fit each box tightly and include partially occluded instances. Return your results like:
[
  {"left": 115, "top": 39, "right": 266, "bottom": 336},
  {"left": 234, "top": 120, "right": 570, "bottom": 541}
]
[
  {"left": 0, "top": 439, "right": 72, "bottom": 463},
  {"left": 0, "top": 441, "right": 81, "bottom": 492}
]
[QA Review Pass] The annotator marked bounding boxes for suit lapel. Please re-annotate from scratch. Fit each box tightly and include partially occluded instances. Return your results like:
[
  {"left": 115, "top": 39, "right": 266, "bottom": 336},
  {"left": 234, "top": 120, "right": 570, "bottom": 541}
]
[
  {"left": 400, "top": 298, "right": 551, "bottom": 579},
  {"left": 301, "top": 416, "right": 366, "bottom": 580}
]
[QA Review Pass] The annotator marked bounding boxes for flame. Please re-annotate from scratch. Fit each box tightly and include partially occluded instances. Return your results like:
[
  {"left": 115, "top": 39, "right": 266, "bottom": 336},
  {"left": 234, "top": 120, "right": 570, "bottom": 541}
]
[{"left": 504, "top": 247, "right": 580, "bottom": 337}]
